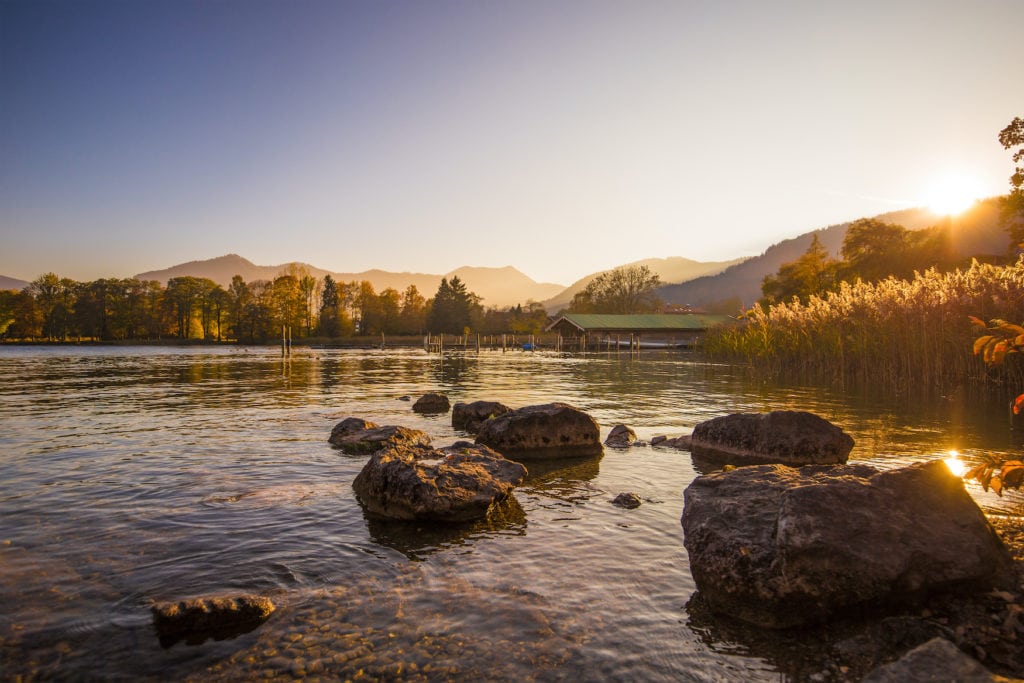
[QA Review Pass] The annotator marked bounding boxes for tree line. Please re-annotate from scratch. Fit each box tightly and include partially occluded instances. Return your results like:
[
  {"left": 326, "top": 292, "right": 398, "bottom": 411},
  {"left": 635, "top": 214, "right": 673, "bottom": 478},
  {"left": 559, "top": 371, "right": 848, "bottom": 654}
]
[{"left": 0, "top": 268, "right": 551, "bottom": 342}]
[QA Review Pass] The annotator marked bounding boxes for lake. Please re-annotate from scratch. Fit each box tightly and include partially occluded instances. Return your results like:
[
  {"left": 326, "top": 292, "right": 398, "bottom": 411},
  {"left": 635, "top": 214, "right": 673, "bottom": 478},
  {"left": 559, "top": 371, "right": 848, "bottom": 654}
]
[{"left": 1, "top": 346, "right": 1022, "bottom": 681}]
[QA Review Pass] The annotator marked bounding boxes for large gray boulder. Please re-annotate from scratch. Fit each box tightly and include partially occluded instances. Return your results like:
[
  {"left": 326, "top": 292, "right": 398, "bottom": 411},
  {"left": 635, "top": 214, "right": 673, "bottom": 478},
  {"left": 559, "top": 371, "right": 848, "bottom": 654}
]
[
  {"left": 328, "top": 417, "right": 431, "bottom": 455},
  {"left": 474, "top": 402, "right": 602, "bottom": 459},
  {"left": 690, "top": 410, "right": 854, "bottom": 465},
  {"left": 682, "top": 460, "right": 1014, "bottom": 629},
  {"left": 352, "top": 441, "right": 527, "bottom": 522},
  {"left": 452, "top": 400, "right": 512, "bottom": 434}
]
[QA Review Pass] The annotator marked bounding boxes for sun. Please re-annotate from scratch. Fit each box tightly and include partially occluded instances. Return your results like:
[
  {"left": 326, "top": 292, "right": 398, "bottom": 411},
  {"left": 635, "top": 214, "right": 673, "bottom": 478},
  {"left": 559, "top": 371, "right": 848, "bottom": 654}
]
[{"left": 921, "top": 170, "right": 986, "bottom": 215}]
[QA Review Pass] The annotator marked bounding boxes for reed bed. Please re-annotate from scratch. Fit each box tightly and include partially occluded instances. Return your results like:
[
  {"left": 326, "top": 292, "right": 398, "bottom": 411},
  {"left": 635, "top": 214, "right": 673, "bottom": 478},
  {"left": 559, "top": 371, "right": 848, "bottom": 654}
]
[{"left": 704, "top": 259, "right": 1024, "bottom": 393}]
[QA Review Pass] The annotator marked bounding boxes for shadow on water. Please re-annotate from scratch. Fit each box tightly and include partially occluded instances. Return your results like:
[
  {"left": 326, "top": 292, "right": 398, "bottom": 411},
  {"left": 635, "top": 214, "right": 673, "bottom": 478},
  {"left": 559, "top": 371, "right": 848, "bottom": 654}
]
[{"left": 362, "top": 495, "right": 527, "bottom": 561}]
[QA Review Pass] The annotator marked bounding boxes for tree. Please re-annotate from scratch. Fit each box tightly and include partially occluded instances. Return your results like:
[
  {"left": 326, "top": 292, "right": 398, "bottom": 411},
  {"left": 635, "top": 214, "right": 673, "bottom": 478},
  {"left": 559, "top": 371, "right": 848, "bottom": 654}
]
[
  {"left": 568, "top": 265, "right": 662, "bottom": 314},
  {"left": 426, "top": 276, "right": 478, "bottom": 334},
  {"left": 378, "top": 288, "right": 401, "bottom": 334},
  {"left": 355, "top": 281, "right": 381, "bottom": 335},
  {"left": 761, "top": 234, "right": 840, "bottom": 304},
  {"left": 999, "top": 116, "right": 1024, "bottom": 245},
  {"left": 318, "top": 274, "right": 341, "bottom": 337},
  {"left": 840, "top": 219, "right": 917, "bottom": 282},
  {"left": 398, "top": 284, "right": 426, "bottom": 335}
]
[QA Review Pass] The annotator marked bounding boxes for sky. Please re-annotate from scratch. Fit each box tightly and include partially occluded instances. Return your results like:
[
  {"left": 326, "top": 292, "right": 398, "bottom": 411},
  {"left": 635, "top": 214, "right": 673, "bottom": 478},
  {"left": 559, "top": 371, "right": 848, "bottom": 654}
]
[{"left": 1, "top": 0, "right": 1022, "bottom": 286}]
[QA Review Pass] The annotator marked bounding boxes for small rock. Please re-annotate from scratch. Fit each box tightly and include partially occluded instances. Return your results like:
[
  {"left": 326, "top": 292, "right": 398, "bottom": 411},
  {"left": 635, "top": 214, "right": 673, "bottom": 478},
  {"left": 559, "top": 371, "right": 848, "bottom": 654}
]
[
  {"left": 329, "top": 419, "right": 431, "bottom": 455},
  {"left": 398, "top": 396, "right": 411, "bottom": 402},
  {"left": 861, "top": 638, "right": 998, "bottom": 683},
  {"left": 452, "top": 400, "right": 512, "bottom": 434},
  {"left": 651, "top": 435, "right": 667, "bottom": 446},
  {"left": 412, "top": 392, "right": 451, "bottom": 414},
  {"left": 152, "top": 595, "right": 275, "bottom": 644},
  {"left": 605, "top": 425, "right": 638, "bottom": 448},
  {"left": 612, "top": 492, "right": 641, "bottom": 509}
]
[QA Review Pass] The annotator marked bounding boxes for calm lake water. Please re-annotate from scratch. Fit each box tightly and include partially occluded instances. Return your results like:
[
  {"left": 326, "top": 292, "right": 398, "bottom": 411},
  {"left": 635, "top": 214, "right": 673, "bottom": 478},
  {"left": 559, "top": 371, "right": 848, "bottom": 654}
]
[{"left": 1, "top": 346, "right": 1022, "bottom": 681}]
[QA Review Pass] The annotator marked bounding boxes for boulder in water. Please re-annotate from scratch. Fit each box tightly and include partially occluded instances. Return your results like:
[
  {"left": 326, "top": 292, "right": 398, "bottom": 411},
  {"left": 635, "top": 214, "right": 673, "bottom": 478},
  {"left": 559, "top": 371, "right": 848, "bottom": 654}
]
[
  {"left": 690, "top": 410, "right": 853, "bottom": 465},
  {"left": 352, "top": 441, "right": 527, "bottom": 522},
  {"left": 475, "top": 402, "right": 601, "bottom": 459},
  {"left": 682, "top": 460, "right": 1015, "bottom": 628}
]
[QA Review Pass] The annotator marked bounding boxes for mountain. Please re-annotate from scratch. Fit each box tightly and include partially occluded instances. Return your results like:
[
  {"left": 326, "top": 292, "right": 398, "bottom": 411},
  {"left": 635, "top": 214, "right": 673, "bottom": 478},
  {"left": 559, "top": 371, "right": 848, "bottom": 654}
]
[
  {"left": 0, "top": 275, "right": 29, "bottom": 291},
  {"left": 540, "top": 256, "right": 747, "bottom": 313},
  {"left": 134, "top": 254, "right": 564, "bottom": 309},
  {"left": 657, "top": 200, "right": 1011, "bottom": 310}
]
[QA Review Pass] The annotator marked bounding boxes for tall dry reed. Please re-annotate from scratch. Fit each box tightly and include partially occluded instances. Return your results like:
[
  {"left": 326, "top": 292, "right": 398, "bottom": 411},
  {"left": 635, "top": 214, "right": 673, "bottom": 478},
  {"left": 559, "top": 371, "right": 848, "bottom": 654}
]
[{"left": 704, "top": 259, "right": 1024, "bottom": 393}]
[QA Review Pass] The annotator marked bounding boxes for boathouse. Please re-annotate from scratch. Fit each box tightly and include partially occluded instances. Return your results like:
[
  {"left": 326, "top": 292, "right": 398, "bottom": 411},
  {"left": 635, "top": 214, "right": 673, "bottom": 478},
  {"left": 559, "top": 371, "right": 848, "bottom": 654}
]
[{"left": 545, "top": 313, "right": 734, "bottom": 350}]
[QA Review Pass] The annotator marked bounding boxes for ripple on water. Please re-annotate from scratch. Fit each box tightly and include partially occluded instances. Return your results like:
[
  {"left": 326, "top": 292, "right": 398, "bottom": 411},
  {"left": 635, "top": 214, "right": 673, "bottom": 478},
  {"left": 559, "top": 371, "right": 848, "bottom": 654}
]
[{"left": 1, "top": 346, "right": 1022, "bottom": 681}]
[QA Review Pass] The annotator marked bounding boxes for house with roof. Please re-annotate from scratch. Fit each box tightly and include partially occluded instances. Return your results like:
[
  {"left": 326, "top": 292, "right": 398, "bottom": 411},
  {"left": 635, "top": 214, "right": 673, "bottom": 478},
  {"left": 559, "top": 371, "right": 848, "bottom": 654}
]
[{"left": 544, "top": 312, "right": 735, "bottom": 350}]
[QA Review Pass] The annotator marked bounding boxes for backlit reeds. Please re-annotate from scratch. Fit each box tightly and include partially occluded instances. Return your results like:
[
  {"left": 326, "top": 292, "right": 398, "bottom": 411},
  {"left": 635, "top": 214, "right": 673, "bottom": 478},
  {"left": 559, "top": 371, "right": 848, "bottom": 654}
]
[{"left": 704, "top": 259, "right": 1024, "bottom": 393}]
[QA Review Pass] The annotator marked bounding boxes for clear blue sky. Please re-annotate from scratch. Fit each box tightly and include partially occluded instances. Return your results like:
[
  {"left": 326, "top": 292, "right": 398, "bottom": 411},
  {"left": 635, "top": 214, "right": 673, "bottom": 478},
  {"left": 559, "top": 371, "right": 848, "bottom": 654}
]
[{"left": 1, "top": 0, "right": 1021, "bottom": 285}]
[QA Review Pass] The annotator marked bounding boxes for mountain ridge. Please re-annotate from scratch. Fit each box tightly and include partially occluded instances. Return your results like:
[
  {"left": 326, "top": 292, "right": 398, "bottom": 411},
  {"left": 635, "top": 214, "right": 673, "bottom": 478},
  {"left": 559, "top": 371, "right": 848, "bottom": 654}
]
[{"left": 657, "top": 201, "right": 1011, "bottom": 309}]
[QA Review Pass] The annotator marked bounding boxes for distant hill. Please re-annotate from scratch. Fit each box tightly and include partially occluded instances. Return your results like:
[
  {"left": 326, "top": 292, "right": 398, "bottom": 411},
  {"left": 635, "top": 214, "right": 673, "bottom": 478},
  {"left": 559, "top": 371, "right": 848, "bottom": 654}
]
[
  {"left": 541, "top": 256, "right": 747, "bottom": 313},
  {"left": 134, "top": 254, "right": 564, "bottom": 309},
  {"left": 0, "top": 275, "right": 29, "bottom": 291},
  {"left": 657, "top": 201, "right": 1011, "bottom": 310}
]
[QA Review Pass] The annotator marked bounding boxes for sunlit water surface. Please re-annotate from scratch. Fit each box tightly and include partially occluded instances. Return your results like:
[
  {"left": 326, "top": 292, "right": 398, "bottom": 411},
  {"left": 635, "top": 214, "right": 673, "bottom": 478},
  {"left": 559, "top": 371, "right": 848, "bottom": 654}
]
[{"left": 1, "top": 346, "right": 1021, "bottom": 681}]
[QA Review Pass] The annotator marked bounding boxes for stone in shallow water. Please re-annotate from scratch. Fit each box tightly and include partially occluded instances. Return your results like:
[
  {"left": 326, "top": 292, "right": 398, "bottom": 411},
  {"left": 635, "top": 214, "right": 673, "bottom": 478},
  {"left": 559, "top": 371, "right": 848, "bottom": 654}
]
[
  {"left": 151, "top": 595, "right": 275, "bottom": 645},
  {"left": 682, "top": 460, "right": 1014, "bottom": 628},
  {"left": 605, "top": 425, "right": 638, "bottom": 448},
  {"left": 412, "top": 392, "right": 450, "bottom": 414},
  {"left": 329, "top": 417, "right": 431, "bottom": 455},
  {"left": 353, "top": 441, "right": 527, "bottom": 522},
  {"left": 612, "top": 492, "right": 641, "bottom": 509},
  {"left": 452, "top": 400, "right": 511, "bottom": 434},
  {"left": 475, "top": 402, "right": 601, "bottom": 459},
  {"left": 690, "top": 410, "right": 853, "bottom": 465}
]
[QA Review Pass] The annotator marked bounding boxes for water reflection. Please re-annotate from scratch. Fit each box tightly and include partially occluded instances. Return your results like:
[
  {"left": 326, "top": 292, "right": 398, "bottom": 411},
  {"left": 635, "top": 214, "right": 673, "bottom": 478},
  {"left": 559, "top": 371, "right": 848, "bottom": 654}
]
[{"left": 362, "top": 496, "right": 527, "bottom": 561}]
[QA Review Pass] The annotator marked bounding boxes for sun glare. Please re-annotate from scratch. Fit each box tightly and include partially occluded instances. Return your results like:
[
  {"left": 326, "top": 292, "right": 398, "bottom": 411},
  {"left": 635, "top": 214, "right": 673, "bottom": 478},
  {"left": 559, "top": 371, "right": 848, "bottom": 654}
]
[
  {"left": 944, "top": 450, "right": 966, "bottom": 477},
  {"left": 922, "top": 171, "right": 986, "bottom": 216}
]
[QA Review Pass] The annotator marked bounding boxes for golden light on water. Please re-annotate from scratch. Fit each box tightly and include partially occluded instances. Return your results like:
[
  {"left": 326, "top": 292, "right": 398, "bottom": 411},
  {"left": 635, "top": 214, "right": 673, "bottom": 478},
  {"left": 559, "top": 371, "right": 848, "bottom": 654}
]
[{"left": 944, "top": 450, "right": 966, "bottom": 477}]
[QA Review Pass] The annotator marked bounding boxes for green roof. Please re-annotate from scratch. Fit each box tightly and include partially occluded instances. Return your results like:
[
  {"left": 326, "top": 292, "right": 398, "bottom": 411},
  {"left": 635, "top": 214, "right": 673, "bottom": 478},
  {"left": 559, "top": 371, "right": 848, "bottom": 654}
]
[{"left": 546, "top": 313, "right": 735, "bottom": 332}]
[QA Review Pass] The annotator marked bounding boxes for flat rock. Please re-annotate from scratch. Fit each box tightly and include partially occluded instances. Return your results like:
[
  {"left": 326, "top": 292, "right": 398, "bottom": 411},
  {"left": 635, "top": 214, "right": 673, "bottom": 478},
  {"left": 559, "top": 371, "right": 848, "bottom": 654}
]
[
  {"left": 861, "top": 637, "right": 1005, "bottom": 682},
  {"left": 329, "top": 419, "right": 431, "bottom": 455},
  {"left": 475, "top": 402, "right": 602, "bottom": 459},
  {"left": 452, "top": 400, "right": 512, "bottom": 434},
  {"left": 352, "top": 441, "right": 527, "bottom": 522},
  {"left": 690, "top": 410, "right": 853, "bottom": 465},
  {"left": 151, "top": 595, "right": 275, "bottom": 644},
  {"left": 682, "top": 460, "right": 1015, "bottom": 628}
]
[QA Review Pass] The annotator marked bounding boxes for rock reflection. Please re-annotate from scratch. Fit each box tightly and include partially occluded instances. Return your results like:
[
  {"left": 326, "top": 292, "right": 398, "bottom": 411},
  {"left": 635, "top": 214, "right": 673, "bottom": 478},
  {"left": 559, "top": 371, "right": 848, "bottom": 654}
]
[
  {"left": 684, "top": 591, "right": 828, "bottom": 680},
  {"left": 363, "top": 495, "right": 526, "bottom": 560}
]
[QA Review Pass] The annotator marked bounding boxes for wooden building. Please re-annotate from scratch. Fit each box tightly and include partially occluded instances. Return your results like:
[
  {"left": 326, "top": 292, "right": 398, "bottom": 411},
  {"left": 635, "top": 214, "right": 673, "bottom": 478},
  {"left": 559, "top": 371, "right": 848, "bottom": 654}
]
[{"left": 545, "top": 313, "right": 734, "bottom": 350}]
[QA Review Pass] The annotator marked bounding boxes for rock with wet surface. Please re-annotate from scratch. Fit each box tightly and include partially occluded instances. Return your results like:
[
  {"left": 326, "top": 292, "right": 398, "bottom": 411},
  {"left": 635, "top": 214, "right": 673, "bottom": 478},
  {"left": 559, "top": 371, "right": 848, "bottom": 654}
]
[
  {"left": 474, "top": 402, "right": 602, "bottom": 459},
  {"left": 690, "top": 410, "right": 853, "bottom": 465},
  {"left": 152, "top": 595, "right": 275, "bottom": 644},
  {"left": 682, "top": 460, "right": 1015, "bottom": 629},
  {"left": 412, "top": 392, "right": 451, "bottom": 414},
  {"left": 329, "top": 418, "right": 431, "bottom": 455},
  {"left": 452, "top": 400, "right": 512, "bottom": 434},
  {"left": 861, "top": 637, "right": 1001, "bottom": 683},
  {"left": 352, "top": 441, "right": 527, "bottom": 522},
  {"left": 612, "top": 492, "right": 641, "bottom": 509},
  {"left": 605, "top": 425, "right": 638, "bottom": 448}
]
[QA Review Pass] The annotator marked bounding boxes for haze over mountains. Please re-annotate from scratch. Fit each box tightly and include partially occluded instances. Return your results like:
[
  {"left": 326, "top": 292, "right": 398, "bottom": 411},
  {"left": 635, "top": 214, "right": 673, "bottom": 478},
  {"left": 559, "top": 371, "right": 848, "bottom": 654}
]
[
  {"left": 2, "top": 200, "right": 1011, "bottom": 312},
  {"left": 657, "top": 201, "right": 1011, "bottom": 310}
]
